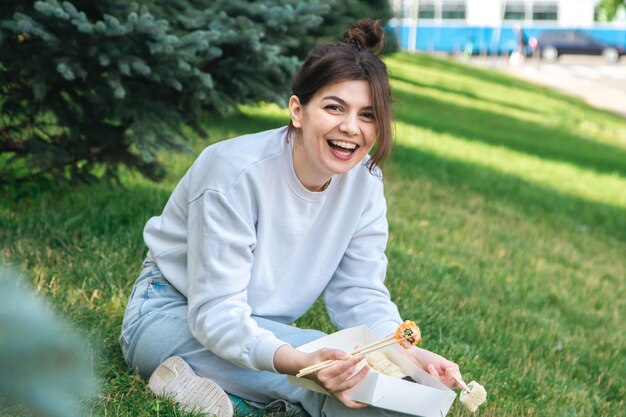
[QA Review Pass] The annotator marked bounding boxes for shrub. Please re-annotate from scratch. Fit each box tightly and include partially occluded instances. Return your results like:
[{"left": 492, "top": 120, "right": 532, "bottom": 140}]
[
  {"left": 0, "top": 0, "right": 325, "bottom": 184},
  {"left": 0, "top": 0, "right": 392, "bottom": 185}
]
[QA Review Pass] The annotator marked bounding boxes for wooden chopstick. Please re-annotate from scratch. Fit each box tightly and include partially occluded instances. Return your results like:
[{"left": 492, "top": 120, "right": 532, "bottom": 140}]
[
  {"left": 353, "top": 334, "right": 396, "bottom": 354},
  {"left": 296, "top": 335, "right": 395, "bottom": 377},
  {"left": 296, "top": 334, "right": 411, "bottom": 378},
  {"left": 452, "top": 373, "right": 470, "bottom": 391},
  {"left": 354, "top": 336, "right": 402, "bottom": 356}
]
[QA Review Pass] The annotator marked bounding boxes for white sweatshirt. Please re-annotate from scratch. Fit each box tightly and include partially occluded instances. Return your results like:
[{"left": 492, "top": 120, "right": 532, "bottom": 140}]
[{"left": 144, "top": 127, "right": 402, "bottom": 373}]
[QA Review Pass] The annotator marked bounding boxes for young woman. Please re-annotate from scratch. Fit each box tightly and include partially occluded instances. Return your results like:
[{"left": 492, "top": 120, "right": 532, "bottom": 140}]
[{"left": 120, "top": 19, "right": 462, "bottom": 417}]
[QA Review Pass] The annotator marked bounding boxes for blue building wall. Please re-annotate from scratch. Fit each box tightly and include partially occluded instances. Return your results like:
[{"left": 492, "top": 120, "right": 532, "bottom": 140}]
[{"left": 391, "top": 22, "right": 626, "bottom": 55}]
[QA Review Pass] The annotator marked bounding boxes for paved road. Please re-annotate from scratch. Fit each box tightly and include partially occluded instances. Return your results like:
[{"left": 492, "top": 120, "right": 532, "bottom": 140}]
[{"left": 466, "top": 55, "right": 626, "bottom": 118}]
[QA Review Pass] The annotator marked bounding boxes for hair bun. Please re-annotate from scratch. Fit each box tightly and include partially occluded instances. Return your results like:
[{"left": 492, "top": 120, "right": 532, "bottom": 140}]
[{"left": 343, "top": 19, "right": 385, "bottom": 54}]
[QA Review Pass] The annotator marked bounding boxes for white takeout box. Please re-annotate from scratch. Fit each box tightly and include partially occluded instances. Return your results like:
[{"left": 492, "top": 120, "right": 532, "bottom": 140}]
[{"left": 288, "top": 326, "right": 456, "bottom": 417}]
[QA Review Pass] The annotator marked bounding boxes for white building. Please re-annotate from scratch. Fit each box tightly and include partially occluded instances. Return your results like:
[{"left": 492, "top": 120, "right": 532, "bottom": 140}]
[
  {"left": 389, "top": 0, "right": 626, "bottom": 53},
  {"left": 390, "top": 0, "right": 626, "bottom": 28}
]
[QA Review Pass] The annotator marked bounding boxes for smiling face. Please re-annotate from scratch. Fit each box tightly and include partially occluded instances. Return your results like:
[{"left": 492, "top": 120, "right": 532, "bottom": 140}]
[{"left": 289, "top": 80, "right": 378, "bottom": 191}]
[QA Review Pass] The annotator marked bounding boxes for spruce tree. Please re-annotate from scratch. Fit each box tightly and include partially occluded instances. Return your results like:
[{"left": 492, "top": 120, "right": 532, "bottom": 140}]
[
  {"left": 0, "top": 0, "right": 325, "bottom": 184},
  {"left": 0, "top": 0, "right": 391, "bottom": 185}
]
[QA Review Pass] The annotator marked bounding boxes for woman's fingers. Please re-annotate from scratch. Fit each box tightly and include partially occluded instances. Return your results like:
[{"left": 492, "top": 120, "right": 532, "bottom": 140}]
[
  {"left": 444, "top": 366, "right": 462, "bottom": 388},
  {"left": 316, "top": 355, "right": 362, "bottom": 385},
  {"left": 426, "top": 363, "right": 461, "bottom": 389},
  {"left": 304, "top": 347, "right": 375, "bottom": 408},
  {"left": 335, "top": 393, "right": 368, "bottom": 409},
  {"left": 329, "top": 363, "right": 370, "bottom": 409},
  {"left": 412, "top": 348, "right": 462, "bottom": 389},
  {"left": 314, "top": 347, "right": 348, "bottom": 363},
  {"left": 312, "top": 355, "right": 371, "bottom": 408},
  {"left": 330, "top": 354, "right": 363, "bottom": 374},
  {"left": 328, "top": 359, "right": 369, "bottom": 392},
  {"left": 301, "top": 348, "right": 347, "bottom": 377}
]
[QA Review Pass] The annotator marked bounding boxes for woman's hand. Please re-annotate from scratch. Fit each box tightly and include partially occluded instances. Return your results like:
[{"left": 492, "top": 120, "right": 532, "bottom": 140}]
[
  {"left": 306, "top": 348, "right": 369, "bottom": 408},
  {"left": 403, "top": 347, "right": 462, "bottom": 389},
  {"left": 274, "top": 345, "right": 369, "bottom": 408}
]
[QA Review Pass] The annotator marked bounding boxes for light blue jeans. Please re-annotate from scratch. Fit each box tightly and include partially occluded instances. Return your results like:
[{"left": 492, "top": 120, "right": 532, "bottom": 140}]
[{"left": 120, "top": 259, "right": 409, "bottom": 417}]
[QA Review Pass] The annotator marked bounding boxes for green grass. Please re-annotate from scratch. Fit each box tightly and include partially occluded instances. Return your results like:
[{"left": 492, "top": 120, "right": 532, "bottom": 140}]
[{"left": 1, "top": 52, "right": 625, "bottom": 417}]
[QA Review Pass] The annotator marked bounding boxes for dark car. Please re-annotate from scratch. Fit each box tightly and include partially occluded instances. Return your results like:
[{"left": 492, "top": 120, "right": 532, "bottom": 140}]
[{"left": 534, "top": 31, "right": 625, "bottom": 63}]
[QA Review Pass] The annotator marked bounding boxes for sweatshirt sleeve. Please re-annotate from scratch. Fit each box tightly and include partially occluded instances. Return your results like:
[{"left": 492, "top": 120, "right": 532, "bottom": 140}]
[
  {"left": 324, "top": 180, "right": 403, "bottom": 339},
  {"left": 186, "top": 189, "right": 287, "bottom": 372}
]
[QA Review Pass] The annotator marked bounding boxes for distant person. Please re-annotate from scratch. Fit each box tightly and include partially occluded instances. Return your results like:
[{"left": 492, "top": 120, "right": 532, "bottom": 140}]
[
  {"left": 510, "top": 24, "right": 527, "bottom": 66},
  {"left": 119, "top": 19, "right": 463, "bottom": 417},
  {"left": 528, "top": 36, "right": 540, "bottom": 63},
  {"left": 463, "top": 39, "right": 474, "bottom": 60}
]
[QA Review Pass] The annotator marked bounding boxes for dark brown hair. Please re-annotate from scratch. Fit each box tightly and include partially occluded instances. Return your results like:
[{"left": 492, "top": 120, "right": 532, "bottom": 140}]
[{"left": 287, "top": 19, "right": 393, "bottom": 174}]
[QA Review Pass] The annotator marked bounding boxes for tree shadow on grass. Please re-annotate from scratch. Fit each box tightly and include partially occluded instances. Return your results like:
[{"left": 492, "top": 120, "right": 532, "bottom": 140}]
[
  {"left": 391, "top": 73, "right": 536, "bottom": 115},
  {"left": 389, "top": 142, "right": 626, "bottom": 243},
  {"left": 388, "top": 52, "right": 624, "bottom": 121},
  {"left": 392, "top": 87, "right": 626, "bottom": 178},
  {"left": 390, "top": 52, "right": 549, "bottom": 92}
]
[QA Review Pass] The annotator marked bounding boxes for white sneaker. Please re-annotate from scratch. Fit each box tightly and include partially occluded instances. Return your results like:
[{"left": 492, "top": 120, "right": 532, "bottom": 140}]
[{"left": 148, "top": 356, "right": 234, "bottom": 417}]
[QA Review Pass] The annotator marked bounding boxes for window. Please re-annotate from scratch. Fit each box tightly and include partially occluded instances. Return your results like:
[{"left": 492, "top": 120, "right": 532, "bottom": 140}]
[
  {"left": 415, "top": 0, "right": 467, "bottom": 20},
  {"left": 418, "top": 1, "right": 436, "bottom": 19},
  {"left": 593, "top": 5, "right": 609, "bottom": 22},
  {"left": 442, "top": 2, "right": 466, "bottom": 19},
  {"left": 533, "top": 3, "right": 558, "bottom": 21},
  {"left": 503, "top": 3, "right": 526, "bottom": 20}
]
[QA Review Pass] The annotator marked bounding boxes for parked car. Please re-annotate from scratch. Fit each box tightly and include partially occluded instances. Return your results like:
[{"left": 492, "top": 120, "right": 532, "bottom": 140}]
[{"left": 533, "top": 31, "right": 625, "bottom": 63}]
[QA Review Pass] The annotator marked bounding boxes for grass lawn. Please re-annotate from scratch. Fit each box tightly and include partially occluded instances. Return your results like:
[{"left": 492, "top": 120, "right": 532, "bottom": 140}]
[{"left": 1, "top": 52, "right": 625, "bottom": 417}]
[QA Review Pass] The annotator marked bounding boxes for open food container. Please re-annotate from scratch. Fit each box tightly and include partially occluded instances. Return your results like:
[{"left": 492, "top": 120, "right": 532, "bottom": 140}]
[{"left": 287, "top": 326, "right": 456, "bottom": 417}]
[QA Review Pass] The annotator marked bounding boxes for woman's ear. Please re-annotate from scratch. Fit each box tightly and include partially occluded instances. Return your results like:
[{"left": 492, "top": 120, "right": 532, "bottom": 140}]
[{"left": 288, "top": 95, "right": 303, "bottom": 128}]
